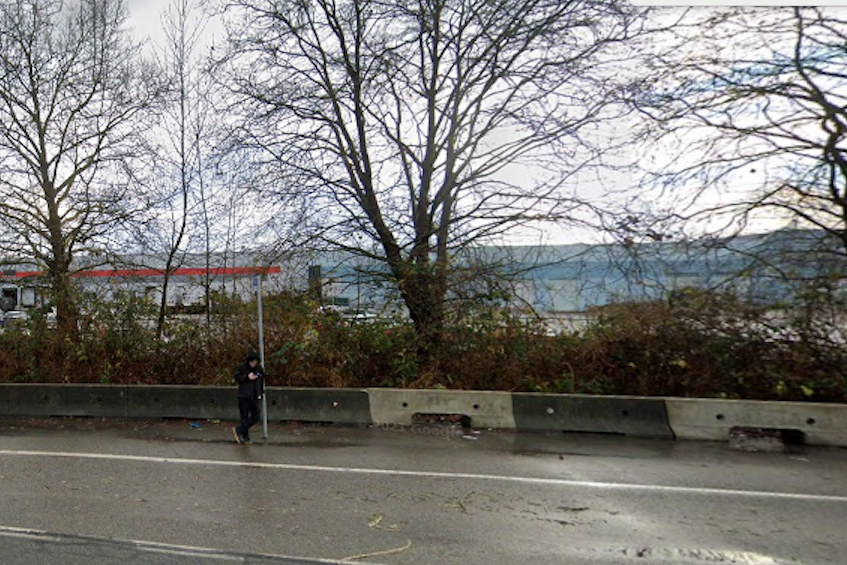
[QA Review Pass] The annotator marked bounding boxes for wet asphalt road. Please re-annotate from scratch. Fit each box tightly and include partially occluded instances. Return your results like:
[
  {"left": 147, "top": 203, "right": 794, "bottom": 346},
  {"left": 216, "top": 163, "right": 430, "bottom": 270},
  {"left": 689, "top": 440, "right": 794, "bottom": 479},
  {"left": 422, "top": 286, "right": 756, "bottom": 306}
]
[{"left": 0, "top": 418, "right": 845, "bottom": 565}]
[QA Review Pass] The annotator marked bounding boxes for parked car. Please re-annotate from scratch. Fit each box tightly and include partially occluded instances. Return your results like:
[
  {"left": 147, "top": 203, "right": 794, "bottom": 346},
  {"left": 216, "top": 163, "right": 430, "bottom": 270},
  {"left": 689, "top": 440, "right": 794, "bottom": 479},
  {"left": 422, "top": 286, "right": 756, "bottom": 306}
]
[
  {"left": 317, "top": 305, "right": 379, "bottom": 324},
  {"left": 1, "top": 310, "right": 28, "bottom": 327}
]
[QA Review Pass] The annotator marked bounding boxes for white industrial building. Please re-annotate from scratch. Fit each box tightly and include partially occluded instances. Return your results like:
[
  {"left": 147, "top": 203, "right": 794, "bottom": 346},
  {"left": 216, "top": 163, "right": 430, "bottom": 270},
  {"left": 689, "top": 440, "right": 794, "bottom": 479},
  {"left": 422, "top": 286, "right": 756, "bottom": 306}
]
[{"left": 1, "top": 230, "right": 842, "bottom": 326}]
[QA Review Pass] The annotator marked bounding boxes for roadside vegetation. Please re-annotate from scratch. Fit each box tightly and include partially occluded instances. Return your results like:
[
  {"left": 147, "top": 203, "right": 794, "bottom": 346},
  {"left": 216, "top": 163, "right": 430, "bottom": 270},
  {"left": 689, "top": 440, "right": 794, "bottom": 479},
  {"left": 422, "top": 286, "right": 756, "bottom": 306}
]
[
  {"left": 1, "top": 288, "right": 844, "bottom": 403},
  {"left": 0, "top": 3, "right": 845, "bottom": 403}
]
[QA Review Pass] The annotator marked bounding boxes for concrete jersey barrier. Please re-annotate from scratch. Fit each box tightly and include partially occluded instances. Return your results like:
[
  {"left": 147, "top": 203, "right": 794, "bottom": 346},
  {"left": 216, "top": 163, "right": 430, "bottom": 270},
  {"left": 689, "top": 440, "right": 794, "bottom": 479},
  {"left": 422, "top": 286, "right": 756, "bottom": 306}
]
[
  {"left": 665, "top": 397, "right": 847, "bottom": 447},
  {"left": 0, "top": 384, "right": 128, "bottom": 418},
  {"left": 126, "top": 386, "right": 372, "bottom": 424},
  {"left": 511, "top": 393, "right": 675, "bottom": 439},
  {"left": 125, "top": 385, "right": 237, "bottom": 420},
  {"left": 1, "top": 384, "right": 846, "bottom": 447},
  {"left": 267, "top": 388, "right": 371, "bottom": 425},
  {"left": 367, "top": 388, "right": 516, "bottom": 429}
]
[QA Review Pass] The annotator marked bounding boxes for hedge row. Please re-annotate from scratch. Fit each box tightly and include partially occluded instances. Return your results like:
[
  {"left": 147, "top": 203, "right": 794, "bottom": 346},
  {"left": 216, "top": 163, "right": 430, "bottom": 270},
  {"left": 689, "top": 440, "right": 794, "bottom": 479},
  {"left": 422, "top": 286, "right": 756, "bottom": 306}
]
[{"left": 1, "top": 289, "right": 845, "bottom": 402}]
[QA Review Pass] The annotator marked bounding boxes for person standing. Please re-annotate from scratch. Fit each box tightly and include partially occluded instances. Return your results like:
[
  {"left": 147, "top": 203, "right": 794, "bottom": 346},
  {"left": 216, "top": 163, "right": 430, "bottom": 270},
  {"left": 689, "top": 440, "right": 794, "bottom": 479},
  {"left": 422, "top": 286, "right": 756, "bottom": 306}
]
[{"left": 232, "top": 351, "right": 264, "bottom": 444}]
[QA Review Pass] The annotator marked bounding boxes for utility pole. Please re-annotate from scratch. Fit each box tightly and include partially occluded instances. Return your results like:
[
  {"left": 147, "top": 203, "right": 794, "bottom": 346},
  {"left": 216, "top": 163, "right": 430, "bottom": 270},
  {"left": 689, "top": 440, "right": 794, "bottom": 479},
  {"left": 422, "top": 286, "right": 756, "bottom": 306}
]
[{"left": 254, "top": 273, "right": 268, "bottom": 439}]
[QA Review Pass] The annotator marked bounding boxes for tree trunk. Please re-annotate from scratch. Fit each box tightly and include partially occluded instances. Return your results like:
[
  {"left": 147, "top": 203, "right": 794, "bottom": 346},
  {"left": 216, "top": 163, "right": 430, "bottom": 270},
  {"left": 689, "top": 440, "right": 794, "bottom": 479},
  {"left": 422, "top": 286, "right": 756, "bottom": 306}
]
[
  {"left": 46, "top": 176, "right": 79, "bottom": 340},
  {"left": 397, "top": 267, "right": 448, "bottom": 375},
  {"left": 156, "top": 269, "right": 172, "bottom": 340},
  {"left": 50, "top": 263, "right": 79, "bottom": 340},
  {"left": 199, "top": 139, "right": 211, "bottom": 331}
]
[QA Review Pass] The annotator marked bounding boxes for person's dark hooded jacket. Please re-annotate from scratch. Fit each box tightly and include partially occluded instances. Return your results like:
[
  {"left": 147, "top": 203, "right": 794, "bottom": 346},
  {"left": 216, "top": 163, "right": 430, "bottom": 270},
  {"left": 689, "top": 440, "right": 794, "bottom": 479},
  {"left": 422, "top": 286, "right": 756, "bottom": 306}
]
[{"left": 233, "top": 352, "right": 264, "bottom": 399}]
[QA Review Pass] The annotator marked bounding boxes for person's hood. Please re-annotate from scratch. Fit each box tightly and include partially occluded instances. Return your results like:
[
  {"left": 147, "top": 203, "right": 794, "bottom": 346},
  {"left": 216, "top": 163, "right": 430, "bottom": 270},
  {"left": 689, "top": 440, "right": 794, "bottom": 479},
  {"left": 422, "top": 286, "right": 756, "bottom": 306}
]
[{"left": 246, "top": 352, "right": 261, "bottom": 364}]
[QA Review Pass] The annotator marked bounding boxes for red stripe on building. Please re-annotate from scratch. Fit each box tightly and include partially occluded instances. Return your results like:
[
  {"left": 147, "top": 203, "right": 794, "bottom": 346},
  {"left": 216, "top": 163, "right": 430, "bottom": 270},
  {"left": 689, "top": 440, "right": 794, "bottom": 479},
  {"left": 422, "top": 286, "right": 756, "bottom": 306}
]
[{"left": 10, "top": 266, "right": 281, "bottom": 279}]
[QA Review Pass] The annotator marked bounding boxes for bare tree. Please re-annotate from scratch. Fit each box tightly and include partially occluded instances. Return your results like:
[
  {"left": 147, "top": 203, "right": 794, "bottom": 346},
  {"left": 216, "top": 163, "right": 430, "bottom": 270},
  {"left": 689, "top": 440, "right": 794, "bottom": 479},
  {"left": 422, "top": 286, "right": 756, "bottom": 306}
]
[
  {"left": 634, "top": 7, "right": 847, "bottom": 254},
  {"left": 150, "top": 0, "right": 208, "bottom": 339},
  {"left": 215, "top": 0, "right": 650, "bottom": 366},
  {"left": 0, "top": 0, "right": 160, "bottom": 335},
  {"left": 196, "top": 71, "right": 213, "bottom": 329}
]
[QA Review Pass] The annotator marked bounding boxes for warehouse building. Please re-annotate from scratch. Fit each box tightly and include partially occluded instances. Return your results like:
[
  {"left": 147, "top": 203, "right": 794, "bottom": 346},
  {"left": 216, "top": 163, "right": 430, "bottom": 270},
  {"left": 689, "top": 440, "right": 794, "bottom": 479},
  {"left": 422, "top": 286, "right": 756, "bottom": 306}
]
[{"left": 0, "top": 230, "right": 842, "bottom": 327}]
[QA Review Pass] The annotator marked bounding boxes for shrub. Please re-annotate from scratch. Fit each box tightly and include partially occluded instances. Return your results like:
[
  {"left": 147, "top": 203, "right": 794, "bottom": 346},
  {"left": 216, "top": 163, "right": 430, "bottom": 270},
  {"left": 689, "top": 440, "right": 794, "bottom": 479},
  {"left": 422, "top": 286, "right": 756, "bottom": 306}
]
[{"left": 1, "top": 285, "right": 845, "bottom": 402}]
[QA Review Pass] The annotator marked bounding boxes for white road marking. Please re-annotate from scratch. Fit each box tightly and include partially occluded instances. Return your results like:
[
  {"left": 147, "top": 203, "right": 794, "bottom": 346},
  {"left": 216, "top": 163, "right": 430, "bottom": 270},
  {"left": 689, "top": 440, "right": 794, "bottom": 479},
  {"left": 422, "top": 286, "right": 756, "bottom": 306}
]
[
  {"left": 0, "top": 526, "right": 796, "bottom": 565},
  {"left": 0, "top": 526, "right": 353, "bottom": 564},
  {"left": 0, "top": 449, "right": 845, "bottom": 503}
]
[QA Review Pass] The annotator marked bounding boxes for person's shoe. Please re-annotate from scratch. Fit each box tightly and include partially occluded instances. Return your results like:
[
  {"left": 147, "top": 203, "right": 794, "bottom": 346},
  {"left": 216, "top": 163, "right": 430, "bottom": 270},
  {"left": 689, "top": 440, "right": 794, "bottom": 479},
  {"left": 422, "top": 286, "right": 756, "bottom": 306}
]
[
  {"left": 231, "top": 427, "right": 242, "bottom": 444},
  {"left": 243, "top": 436, "right": 252, "bottom": 445}
]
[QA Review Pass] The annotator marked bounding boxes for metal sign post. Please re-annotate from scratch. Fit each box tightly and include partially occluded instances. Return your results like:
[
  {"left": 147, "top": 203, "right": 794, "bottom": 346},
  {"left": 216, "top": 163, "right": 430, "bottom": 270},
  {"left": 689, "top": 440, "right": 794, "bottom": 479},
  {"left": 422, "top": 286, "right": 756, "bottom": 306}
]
[{"left": 254, "top": 274, "right": 269, "bottom": 440}]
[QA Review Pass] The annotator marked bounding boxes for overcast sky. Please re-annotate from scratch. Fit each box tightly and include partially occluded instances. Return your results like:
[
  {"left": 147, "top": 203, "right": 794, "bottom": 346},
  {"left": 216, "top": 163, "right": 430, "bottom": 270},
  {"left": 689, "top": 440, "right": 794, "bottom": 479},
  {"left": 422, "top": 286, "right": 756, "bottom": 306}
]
[
  {"left": 126, "top": 0, "right": 224, "bottom": 54},
  {"left": 126, "top": 0, "right": 169, "bottom": 45},
  {"left": 118, "top": 2, "right": 816, "bottom": 246},
  {"left": 122, "top": 0, "right": 616, "bottom": 246}
]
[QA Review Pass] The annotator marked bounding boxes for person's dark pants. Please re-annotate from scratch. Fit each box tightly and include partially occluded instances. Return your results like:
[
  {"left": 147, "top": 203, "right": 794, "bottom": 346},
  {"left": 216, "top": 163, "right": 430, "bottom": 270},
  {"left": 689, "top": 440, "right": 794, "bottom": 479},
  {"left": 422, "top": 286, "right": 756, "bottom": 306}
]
[{"left": 237, "top": 397, "right": 260, "bottom": 440}]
